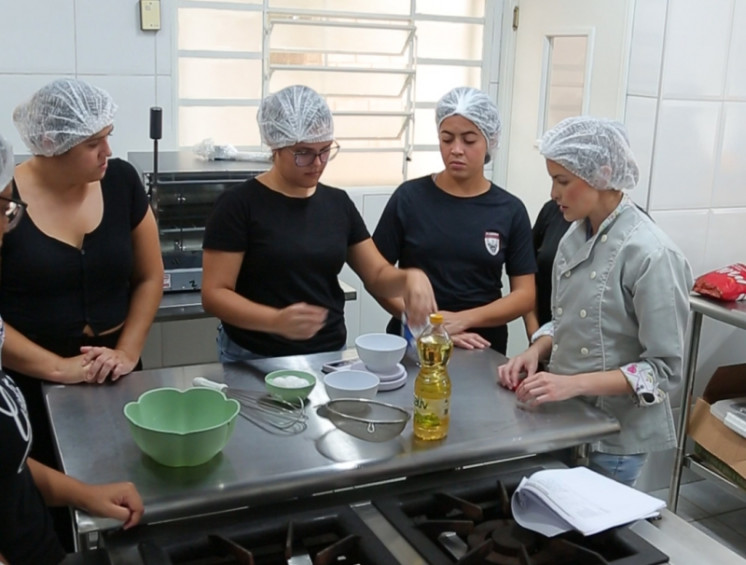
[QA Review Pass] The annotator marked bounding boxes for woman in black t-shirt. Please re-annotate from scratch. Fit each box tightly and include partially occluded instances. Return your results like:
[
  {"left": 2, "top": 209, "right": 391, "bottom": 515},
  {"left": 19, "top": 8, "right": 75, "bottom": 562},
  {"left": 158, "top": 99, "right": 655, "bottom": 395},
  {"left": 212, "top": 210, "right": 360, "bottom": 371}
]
[
  {"left": 523, "top": 200, "right": 571, "bottom": 339},
  {"left": 0, "top": 134, "right": 143, "bottom": 565},
  {"left": 202, "top": 85, "right": 436, "bottom": 359},
  {"left": 1, "top": 78, "right": 163, "bottom": 551},
  {"left": 373, "top": 87, "right": 537, "bottom": 354}
]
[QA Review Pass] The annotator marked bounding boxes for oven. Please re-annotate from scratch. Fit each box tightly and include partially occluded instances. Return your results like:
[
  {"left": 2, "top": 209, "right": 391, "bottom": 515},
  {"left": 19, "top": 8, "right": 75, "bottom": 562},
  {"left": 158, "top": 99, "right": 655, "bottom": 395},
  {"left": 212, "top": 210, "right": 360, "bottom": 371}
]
[
  {"left": 65, "top": 459, "right": 670, "bottom": 565},
  {"left": 128, "top": 151, "right": 270, "bottom": 293}
]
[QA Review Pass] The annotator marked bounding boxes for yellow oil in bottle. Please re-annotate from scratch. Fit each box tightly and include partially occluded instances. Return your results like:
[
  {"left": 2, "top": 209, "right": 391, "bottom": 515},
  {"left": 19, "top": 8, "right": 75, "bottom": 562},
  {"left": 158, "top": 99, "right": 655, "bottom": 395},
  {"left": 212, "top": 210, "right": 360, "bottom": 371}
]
[{"left": 413, "top": 313, "right": 452, "bottom": 441}]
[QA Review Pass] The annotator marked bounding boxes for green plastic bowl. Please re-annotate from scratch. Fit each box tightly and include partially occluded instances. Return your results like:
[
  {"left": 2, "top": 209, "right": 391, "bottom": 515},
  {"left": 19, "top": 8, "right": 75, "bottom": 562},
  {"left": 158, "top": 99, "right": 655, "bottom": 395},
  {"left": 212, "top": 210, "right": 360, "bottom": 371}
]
[
  {"left": 265, "top": 370, "right": 316, "bottom": 403},
  {"left": 123, "top": 387, "right": 240, "bottom": 467}
]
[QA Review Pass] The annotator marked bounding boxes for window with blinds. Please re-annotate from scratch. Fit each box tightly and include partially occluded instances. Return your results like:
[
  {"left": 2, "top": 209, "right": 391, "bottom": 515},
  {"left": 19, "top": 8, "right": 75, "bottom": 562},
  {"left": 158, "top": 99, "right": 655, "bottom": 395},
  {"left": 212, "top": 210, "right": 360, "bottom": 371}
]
[{"left": 177, "top": 0, "right": 488, "bottom": 186}]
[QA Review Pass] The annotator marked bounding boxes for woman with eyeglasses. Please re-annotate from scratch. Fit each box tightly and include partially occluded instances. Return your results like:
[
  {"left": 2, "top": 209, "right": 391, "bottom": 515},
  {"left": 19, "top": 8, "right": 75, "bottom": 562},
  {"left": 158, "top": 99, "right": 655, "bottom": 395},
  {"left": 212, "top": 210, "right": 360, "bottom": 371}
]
[
  {"left": 0, "top": 134, "right": 144, "bottom": 565},
  {"left": 201, "top": 85, "right": 436, "bottom": 361},
  {"left": 372, "top": 87, "right": 537, "bottom": 354}
]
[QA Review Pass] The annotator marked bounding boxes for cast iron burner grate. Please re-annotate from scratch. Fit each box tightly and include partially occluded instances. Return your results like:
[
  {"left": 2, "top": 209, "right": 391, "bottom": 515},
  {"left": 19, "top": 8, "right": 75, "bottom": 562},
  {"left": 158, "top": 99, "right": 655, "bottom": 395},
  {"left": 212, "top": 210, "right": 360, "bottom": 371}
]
[
  {"left": 108, "top": 505, "right": 396, "bottom": 565},
  {"left": 373, "top": 466, "right": 669, "bottom": 565}
]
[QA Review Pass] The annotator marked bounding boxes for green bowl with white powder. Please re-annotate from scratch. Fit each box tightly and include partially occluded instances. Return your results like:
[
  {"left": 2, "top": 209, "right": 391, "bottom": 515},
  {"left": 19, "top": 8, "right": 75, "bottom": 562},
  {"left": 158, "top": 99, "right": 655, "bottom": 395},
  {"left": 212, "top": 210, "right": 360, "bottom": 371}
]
[{"left": 265, "top": 370, "right": 316, "bottom": 402}]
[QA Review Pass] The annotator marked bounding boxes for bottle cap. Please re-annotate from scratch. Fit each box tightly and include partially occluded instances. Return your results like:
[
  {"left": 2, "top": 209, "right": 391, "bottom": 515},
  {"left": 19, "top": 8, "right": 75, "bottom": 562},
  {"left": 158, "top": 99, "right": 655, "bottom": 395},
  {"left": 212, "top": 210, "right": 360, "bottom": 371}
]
[{"left": 429, "top": 313, "right": 444, "bottom": 324}]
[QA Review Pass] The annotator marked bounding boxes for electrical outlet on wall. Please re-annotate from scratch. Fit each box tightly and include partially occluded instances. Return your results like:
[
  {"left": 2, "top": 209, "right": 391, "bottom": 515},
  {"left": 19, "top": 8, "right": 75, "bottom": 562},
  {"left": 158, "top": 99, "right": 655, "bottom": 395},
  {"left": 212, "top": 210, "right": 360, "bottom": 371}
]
[{"left": 140, "top": 0, "right": 161, "bottom": 31}]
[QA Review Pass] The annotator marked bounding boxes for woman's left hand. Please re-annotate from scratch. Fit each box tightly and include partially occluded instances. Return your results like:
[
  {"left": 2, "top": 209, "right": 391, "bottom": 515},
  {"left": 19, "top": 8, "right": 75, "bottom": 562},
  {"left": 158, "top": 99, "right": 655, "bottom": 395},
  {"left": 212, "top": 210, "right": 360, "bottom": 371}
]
[
  {"left": 514, "top": 371, "right": 578, "bottom": 406},
  {"left": 402, "top": 269, "right": 437, "bottom": 327},
  {"left": 451, "top": 332, "right": 491, "bottom": 350},
  {"left": 79, "top": 481, "right": 144, "bottom": 530},
  {"left": 80, "top": 346, "right": 138, "bottom": 383}
]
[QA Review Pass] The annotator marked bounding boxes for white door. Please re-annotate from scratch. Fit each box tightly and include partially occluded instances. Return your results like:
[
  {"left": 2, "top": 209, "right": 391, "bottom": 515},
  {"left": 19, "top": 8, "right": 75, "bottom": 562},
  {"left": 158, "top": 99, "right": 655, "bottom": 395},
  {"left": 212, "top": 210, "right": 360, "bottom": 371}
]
[{"left": 501, "top": 0, "right": 635, "bottom": 223}]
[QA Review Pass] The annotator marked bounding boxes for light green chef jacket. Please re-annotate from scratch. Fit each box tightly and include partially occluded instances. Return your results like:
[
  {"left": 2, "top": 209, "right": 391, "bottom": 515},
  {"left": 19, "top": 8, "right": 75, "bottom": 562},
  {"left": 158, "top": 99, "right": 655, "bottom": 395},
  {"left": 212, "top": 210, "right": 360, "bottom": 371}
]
[{"left": 545, "top": 195, "right": 694, "bottom": 455}]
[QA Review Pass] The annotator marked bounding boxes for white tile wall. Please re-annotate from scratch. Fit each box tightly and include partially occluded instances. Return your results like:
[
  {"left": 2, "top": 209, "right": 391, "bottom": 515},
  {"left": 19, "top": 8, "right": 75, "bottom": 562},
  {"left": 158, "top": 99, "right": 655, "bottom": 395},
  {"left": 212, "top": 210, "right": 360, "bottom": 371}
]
[
  {"left": 713, "top": 102, "right": 746, "bottom": 208},
  {"left": 648, "top": 100, "right": 721, "bottom": 210},
  {"left": 628, "top": 0, "right": 746, "bottom": 424},
  {"left": 74, "top": 0, "right": 158, "bottom": 75},
  {"left": 0, "top": 1, "right": 76, "bottom": 74},
  {"left": 726, "top": 0, "right": 746, "bottom": 97},
  {"left": 626, "top": 0, "right": 668, "bottom": 97},
  {"left": 660, "top": 0, "right": 732, "bottom": 99},
  {"left": 703, "top": 209, "right": 746, "bottom": 272},
  {"left": 624, "top": 95, "right": 658, "bottom": 208},
  {"left": 649, "top": 209, "right": 709, "bottom": 276},
  {"left": 0, "top": 0, "right": 177, "bottom": 158}
]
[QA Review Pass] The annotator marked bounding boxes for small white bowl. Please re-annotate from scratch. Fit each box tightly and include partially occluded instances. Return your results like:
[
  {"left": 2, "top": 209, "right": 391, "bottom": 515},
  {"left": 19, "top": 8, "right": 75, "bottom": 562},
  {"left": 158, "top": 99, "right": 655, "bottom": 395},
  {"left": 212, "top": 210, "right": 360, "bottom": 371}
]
[
  {"left": 355, "top": 333, "right": 407, "bottom": 373},
  {"left": 324, "top": 370, "right": 380, "bottom": 400}
]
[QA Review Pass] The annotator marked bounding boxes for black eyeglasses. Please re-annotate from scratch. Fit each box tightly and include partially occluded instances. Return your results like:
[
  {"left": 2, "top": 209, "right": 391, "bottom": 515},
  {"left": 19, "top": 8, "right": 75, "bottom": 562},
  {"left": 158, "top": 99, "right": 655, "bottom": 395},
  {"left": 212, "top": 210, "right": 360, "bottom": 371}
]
[
  {"left": 287, "top": 143, "right": 340, "bottom": 167},
  {"left": 0, "top": 195, "right": 28, "bottom": 232}
]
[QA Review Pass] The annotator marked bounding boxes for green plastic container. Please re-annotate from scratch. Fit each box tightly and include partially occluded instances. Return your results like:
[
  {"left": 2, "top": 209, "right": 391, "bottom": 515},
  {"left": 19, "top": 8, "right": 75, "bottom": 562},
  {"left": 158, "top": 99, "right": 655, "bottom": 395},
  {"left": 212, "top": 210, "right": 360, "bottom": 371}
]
[
  {"left": 265, "top": 370, "right": 316, "bottom": 403},
  {"left": 124, "top": 387, "right": 240, "bottom": 467}
]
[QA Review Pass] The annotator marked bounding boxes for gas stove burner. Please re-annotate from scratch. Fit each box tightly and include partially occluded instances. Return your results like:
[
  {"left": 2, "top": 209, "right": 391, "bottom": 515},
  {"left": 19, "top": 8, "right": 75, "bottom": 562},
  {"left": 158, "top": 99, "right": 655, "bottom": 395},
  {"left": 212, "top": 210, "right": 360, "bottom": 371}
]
[
  {"left": 373, "top": 466, "right": 669, "bottom": 565},
  {"left": 100, "top": 505, "right": 397, "bottom": 565}
]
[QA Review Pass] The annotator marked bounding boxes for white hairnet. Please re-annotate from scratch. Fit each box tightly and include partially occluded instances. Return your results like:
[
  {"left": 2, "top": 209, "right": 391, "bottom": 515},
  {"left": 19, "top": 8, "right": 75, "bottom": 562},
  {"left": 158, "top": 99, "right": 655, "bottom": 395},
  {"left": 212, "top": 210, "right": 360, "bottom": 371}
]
[
  {"left": 436, "top": 87, "right": 501, "bottom": 164},
  {"left": 539, "top": 116, "right": 639, "bottom": 191},
  {"left": 13, "top": 78, "right": 117, "bottom": 157},
  {"left": 0, "top": 135, "right": 13, "bottom": 191},
  {"left": 257, "top": 85, "right": 334, "bottom": 150}
]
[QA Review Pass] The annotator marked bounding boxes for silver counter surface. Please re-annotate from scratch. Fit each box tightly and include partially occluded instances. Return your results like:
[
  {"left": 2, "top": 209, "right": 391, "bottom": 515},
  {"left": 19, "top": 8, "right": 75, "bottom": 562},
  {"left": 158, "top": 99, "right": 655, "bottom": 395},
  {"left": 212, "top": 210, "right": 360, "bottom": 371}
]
[
  {"left": 45, "top": 347, "right": 619, "bottom": 541},
  {"left": 155, "top": 280, "right": 358, "bottom": 322}
]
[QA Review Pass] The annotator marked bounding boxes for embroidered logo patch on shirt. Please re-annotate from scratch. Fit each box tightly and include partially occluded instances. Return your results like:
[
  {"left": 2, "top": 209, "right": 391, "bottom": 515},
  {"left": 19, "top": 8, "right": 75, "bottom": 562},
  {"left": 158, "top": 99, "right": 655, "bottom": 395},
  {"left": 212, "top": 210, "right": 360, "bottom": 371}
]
[{"left": 484, "top": 231, "right": 501, "bottom": 256}]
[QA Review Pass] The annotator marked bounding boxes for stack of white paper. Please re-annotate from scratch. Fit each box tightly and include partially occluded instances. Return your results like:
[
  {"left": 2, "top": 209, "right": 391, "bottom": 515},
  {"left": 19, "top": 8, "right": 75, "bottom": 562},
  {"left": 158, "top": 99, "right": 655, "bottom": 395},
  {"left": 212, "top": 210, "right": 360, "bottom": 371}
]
[{"left": 511, "top": 466, "right": 666, "bottom": 537}]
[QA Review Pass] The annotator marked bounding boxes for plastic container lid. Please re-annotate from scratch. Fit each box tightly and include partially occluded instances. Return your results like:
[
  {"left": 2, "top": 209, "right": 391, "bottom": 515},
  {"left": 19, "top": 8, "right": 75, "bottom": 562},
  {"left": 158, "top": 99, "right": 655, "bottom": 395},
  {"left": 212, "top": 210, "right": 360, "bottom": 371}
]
[{"left": 710, "top": 397, "right": 746, "bottom": 422}]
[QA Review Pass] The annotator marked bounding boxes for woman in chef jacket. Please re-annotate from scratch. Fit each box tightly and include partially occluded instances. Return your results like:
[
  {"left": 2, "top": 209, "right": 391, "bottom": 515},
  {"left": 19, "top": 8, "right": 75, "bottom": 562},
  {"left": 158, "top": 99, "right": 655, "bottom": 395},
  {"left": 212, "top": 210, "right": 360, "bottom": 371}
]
[
  {"left": 201, "top": 85, "right": 436, "bottom": 360},
  {"left": 498, "top": 116, "right": 694, "bottom": 486},
  {"left": 0, "top": 134, "right": 143, "bottom": 565}
]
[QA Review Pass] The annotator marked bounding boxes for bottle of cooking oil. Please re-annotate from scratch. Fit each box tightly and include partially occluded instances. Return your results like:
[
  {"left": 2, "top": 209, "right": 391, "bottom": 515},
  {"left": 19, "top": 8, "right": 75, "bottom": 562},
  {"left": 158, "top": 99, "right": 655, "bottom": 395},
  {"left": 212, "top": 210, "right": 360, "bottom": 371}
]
[{"left": 413, "top": 313, "right": 452, "bottom": 440}]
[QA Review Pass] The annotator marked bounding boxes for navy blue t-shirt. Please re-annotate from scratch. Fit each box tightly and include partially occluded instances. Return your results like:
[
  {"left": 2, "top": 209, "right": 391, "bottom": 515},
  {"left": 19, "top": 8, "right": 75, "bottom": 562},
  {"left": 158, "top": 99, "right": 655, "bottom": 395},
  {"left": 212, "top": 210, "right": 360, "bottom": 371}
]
[
  {"left": 203, "top": 178, "right": 370, "bottom": 356},
  {"left": 373, "top": 175, "right": 536, "bottom": 353}
]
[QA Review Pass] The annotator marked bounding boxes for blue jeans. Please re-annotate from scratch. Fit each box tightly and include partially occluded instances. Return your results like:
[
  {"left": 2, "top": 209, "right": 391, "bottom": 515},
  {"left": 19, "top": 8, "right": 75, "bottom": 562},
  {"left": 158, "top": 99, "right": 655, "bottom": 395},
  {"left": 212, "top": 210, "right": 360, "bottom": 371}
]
[
  {"left": 588, "top": 452, "right": 648, "bottom": 487},
  {"left": 216, "top": 324, "right": 264, "bottom": 363}
]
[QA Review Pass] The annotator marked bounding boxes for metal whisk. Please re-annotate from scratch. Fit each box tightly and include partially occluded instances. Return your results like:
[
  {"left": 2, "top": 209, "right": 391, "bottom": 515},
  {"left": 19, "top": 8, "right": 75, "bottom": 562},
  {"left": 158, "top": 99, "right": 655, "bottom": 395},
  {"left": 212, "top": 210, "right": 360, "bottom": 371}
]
[{"left": 193, "top": 377, "right": 307, "bottom": 434}]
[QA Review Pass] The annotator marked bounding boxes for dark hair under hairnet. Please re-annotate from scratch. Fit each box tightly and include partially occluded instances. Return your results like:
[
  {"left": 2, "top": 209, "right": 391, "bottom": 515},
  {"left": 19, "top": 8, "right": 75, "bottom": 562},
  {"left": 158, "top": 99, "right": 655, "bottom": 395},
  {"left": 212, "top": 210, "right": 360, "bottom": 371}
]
[{"left": 435, "top": 87, "right": 501, "bottom": 164}]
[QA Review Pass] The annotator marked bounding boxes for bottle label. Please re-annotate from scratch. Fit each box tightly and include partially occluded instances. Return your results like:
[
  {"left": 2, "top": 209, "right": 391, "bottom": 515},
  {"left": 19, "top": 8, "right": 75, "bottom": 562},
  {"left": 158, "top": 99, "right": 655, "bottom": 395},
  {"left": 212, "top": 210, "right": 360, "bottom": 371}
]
[{"left": 414, "top": 396, "right": 450, "bottom": 427}]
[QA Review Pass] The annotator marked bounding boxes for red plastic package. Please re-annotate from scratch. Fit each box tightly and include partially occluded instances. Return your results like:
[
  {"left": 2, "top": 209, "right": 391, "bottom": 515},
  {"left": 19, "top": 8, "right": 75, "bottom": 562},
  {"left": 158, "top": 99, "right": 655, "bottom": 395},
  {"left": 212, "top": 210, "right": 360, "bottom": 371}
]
[{"left": 693, "top": 263, "right": 746, "bottom": 301}]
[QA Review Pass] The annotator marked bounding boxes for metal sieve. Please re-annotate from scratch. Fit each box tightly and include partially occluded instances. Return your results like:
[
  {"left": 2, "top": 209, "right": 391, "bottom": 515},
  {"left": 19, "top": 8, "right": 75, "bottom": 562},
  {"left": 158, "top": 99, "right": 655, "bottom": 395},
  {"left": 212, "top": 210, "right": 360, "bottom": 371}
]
[{"left": 324, "top": 399, "right": 410, "bottom": 442}]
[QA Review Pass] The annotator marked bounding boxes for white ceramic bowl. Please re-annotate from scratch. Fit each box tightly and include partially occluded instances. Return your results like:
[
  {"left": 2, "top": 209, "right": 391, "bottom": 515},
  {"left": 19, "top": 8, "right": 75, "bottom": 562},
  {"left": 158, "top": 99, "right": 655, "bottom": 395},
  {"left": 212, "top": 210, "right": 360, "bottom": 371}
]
[
  {"left": 354, "top": 333, "right": 407, "bottom": 373},
  {"left": 323, "top": 370, "right": 380, "bottom": 400}
]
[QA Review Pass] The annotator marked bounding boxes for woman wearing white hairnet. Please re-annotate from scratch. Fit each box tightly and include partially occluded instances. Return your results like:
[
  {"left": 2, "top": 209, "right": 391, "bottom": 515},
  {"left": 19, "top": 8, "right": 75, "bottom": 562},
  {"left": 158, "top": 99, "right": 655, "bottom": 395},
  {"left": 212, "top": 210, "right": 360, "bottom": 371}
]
[
  {"left": 201, "top": 85, "right": 436, "bottom": 360},
  {"left": 0, "top": 134, "right": 143, "bottom": 565},
  {"left": 498, "top": 116, "right": 693, "bottom": 486},
  {"left": 0, "top": 79, "right": 163, "bottom": 469},
  {"left": 373, "top": 87, "right": 536, "bottom": 354}
]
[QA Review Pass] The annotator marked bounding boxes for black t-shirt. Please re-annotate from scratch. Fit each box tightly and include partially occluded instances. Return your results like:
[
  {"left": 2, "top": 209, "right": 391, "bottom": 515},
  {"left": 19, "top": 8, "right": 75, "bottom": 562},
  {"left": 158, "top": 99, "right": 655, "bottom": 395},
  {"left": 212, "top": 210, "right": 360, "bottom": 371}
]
[
  {"left": 373, "top": 175, "right": 537, "bottom": 354},
  {"left": 0, "top": 158, "right": 150, "bottom": 339},
  {"left": 0, "top": 365, "right": 66, "bottom": 564},
  {"left": 203, "top": 178, "right": 370, "bottom": 356},
  {"left": 532, "top": 200, "right": 571, "bottom": 326}
]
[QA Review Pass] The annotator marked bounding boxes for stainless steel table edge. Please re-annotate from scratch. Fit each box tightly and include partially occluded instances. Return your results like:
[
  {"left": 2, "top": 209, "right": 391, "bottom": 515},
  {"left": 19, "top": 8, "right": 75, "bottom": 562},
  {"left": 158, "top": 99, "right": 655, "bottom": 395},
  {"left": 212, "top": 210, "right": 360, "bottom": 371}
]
[{"left": 668, "top": 294, "right": 746, "bottom": 511}]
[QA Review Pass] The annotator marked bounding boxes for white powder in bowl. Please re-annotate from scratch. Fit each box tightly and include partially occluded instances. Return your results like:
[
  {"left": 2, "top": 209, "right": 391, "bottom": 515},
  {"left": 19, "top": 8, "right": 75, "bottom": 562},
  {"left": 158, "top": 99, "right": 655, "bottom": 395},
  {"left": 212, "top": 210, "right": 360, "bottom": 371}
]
[{"left": 272, "top": 375, "right": 310, "bottom": 388}]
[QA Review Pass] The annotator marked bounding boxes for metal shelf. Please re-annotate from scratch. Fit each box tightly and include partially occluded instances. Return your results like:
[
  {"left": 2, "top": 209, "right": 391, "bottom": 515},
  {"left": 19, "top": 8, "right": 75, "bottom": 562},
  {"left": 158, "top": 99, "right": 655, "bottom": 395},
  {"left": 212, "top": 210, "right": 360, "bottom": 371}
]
[
  {"left": 669, "top": 294, "right": 746, "bottom": 512},
  {"left": 684, "top": 455, "right": 746, "bottom": 504}
]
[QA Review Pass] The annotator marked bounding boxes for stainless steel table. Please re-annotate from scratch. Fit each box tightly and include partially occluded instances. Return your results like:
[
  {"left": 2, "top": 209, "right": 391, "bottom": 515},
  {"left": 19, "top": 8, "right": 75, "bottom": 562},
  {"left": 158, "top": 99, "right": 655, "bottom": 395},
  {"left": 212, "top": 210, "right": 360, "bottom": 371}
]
[
  {"left": 668, "top": 294, "right": 746, "bottom": 511},
  {"left": 45, "top": 347, "right": 619, "bottom": 547},
  {"left": 155, "top": 280, "right": 358, "bottom": 322}
]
